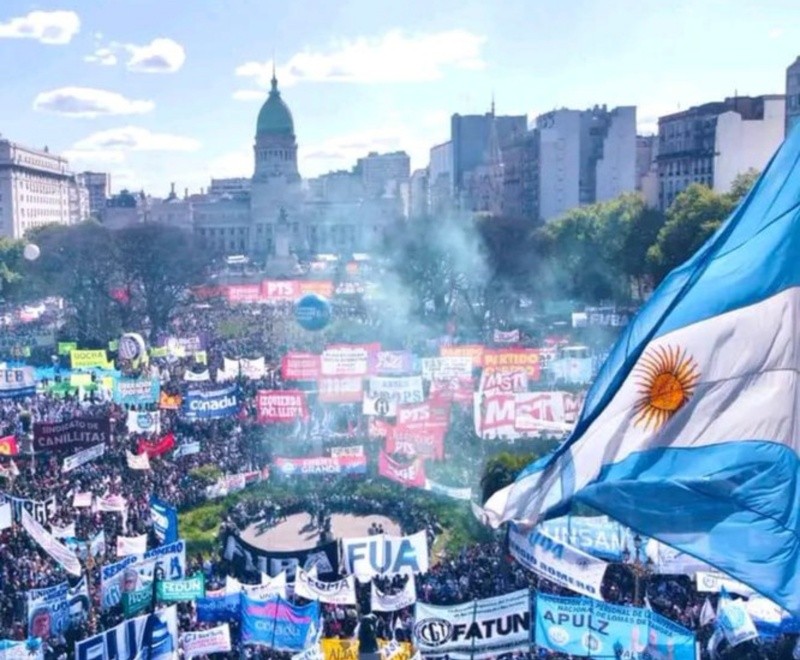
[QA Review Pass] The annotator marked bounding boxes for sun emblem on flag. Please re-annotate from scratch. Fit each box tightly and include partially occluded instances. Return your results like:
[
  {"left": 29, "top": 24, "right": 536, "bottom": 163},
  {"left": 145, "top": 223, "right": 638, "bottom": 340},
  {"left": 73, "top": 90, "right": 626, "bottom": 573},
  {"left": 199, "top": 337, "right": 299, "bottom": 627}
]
[{"left": 632, "top": 345, "right": 700, "bottom": 431}]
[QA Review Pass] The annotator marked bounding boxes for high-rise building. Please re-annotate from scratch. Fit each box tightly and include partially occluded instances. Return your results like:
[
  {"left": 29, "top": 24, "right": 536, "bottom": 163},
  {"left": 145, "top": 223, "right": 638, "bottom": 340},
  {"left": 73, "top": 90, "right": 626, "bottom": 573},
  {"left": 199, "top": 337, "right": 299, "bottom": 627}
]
[
  {"left": 81, "top": 171, "right": 111, "bottom": 218},
  {"left": 409, "top": 168, "right": 429, "bottom": 219},
  {"left": 208, "top": 177, "right": 250, "bottom": 198},
  {"left": 0, "top": 139, "right": 72, "bottom": 238},
  {"left": 536, "top": 105, "right": 636, "bottom": 222},
  {"left": 69, "top": 173, "right": 91, "bottom": 224},
  {"left": 356, "top": 151, "right": 410, "bottom": 199},
  {"left": 636, "top": 135, "right": 659, "bottom": 208},
  {"left": 450, "top": 111, "right": 527, "bottom": 197},
  {"left": 785, "top": 57, "right": 800, "bottom": 136},
  {"left": 657, "top": 95, "right": 785, "bottom": 210},
  {"left": 428, "top": 141, "right": 453, "bottom": 216},
  {"left": 500, "top": 130, "right": 539, "bottom": 222}
]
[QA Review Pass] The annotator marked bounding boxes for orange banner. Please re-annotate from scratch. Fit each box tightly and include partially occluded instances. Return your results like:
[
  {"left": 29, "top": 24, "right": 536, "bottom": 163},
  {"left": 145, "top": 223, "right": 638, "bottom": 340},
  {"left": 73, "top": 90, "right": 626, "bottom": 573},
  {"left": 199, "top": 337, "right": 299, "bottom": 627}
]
[
  {"left": 483, "top": 348, "right": 541, "bottom": 378},
  {"left": 440, "top": 344, "right": 484, "bottom": 368},
  {"left": 0, "top": 435, "right": 18, "bottom": 456}
]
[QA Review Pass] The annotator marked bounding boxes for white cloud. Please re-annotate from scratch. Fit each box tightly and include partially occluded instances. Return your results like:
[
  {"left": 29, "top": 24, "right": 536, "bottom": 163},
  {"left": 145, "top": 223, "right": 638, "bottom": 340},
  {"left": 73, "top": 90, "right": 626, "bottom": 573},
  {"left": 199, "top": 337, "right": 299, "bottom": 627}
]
[
  {"left": 84, "top": 47, "right": 117, "bottom": 66},
  {"left": 62, "top": 149, "right": 126, "bottom": 164},
  {"left": 208, "top": 148, "right": 252, "bottom": 178},
  {"left": 768, "top": 27, "right": 784, "bottom": 39},
  {"left": 126, "top": 38, "right": 185, "bottom": 73},
  {"left": 0, "top": 10, "right": 80, "bottom": 45},
  {"left": 72, "top": 126, "right": 201, "bottom": 152},
  {"left": 235, "top": 29, "right": 486, "bottom": 89},
  {"left": 33, "top": 87, "right": 155, "bottom": 118}
]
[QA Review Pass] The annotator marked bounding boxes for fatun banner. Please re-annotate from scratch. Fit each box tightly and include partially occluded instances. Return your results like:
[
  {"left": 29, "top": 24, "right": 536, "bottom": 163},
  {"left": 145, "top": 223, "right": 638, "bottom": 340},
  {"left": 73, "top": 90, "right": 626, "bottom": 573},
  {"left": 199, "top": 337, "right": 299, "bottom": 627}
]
[
  {"left": 414, "top": 589, "right": 530, "bottom": 659},
  {"left": 534, "top": 593, "right": 695, "bottom": 660},
  {"left": 281, "top": 353, "right": 321, "bottom": 381},
  {"left": 33, "top": 417, "right": 110, "bottom": 453}
]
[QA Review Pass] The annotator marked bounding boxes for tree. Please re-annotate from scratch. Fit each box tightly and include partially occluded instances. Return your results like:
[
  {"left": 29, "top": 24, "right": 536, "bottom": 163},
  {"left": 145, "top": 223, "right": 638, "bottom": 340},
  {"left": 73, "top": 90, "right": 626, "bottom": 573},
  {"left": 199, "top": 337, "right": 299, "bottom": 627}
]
[
  {"left": 646, "top": 184, "right": 734, "bottom": 282},
  {"left": 0, "top": 238, "right": 24, "bottom": 296},
  {"left": 24, "top": 222, "right": 122, "bottom": 342},
  {"left": 728, "top": 168, "right": 760, "bottom": 204},
  {"left": 117, "top": 223, "right": 215, "bottom": 341},
  {"left": 480, "top": 451, "right": 537, "bottom": 504}
]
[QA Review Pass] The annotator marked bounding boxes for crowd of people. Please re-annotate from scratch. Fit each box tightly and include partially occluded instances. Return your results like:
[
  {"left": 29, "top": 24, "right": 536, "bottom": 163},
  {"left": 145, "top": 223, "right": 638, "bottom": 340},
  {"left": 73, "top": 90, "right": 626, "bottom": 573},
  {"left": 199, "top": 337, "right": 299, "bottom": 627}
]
[{"left": 0, "top": 295, "right": 793, "bottom": 660}]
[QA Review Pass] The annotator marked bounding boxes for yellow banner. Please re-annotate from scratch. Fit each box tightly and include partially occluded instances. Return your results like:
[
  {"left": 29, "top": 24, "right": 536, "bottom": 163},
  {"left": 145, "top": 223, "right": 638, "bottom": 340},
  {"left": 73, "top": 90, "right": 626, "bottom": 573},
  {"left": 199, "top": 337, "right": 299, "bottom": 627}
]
[
  {"left": 320, "top": 640, "right": 412, "bottom": 660},
  {"left": 70, "top": 349, "right": 110, "bottom": 369}
]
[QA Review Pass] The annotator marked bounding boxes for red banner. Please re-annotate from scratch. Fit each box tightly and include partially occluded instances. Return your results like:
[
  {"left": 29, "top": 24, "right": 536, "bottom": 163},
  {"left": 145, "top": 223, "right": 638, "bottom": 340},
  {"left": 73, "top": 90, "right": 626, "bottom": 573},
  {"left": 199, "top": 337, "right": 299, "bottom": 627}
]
[
  {"left": 299, "top": 280, "right": 334, "bottom": 297},
  {"left": 260, "top": 279, "right": 300, "bottom": 302},
  {"left": 440, "top": 344, "right": 484, "bottom": 368},
  {"left": 281, "top": 353, "right": 321, "bottom": 381},
  {"left": 137, "top": 432, "right": 175, "bottom": 458},
  {"left": 482, "top": 349, "right": 541, "bottom": 378},
  {"left": 430, "top": 376, "right": 474, "bottom": 405},
  {"left": 226, "top": 284, "right": 261, "bottom": 304},
  {"left": 378, "top": 450, "right": 426, "bottom": 488},
  {"left": 0, "top": 435, "right": 18, "bottom": 456},
  {"left": 386, "top": 424, "right": 444, "bottom": 460},
  {"left": 317, "top": 376, "right": 363, "bottom": 403},
  {"left": 256, "top": 390, "right": 308, "bottom": 423}
]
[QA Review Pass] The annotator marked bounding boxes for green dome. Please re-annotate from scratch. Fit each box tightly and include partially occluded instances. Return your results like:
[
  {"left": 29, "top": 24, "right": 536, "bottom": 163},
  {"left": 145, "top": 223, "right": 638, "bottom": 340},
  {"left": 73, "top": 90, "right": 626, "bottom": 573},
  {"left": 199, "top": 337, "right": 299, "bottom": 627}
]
[{"left": 256, "top": 76, "right": 294, "bottom": 136}]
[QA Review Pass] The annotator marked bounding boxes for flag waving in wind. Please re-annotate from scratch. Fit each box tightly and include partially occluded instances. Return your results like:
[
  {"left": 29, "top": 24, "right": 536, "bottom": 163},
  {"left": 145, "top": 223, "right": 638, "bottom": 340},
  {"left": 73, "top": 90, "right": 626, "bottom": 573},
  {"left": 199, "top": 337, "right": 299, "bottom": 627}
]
[{"left": 483, "top": 124, "right": 800, "bottom": 616}]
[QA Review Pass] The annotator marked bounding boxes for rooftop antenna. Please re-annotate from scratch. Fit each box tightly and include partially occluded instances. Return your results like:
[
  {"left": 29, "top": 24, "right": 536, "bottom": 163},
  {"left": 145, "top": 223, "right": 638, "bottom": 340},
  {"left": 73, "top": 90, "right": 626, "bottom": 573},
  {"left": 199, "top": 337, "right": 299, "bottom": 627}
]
[{"left": 490, "top": 91, "right": 496, "bottom": 117}]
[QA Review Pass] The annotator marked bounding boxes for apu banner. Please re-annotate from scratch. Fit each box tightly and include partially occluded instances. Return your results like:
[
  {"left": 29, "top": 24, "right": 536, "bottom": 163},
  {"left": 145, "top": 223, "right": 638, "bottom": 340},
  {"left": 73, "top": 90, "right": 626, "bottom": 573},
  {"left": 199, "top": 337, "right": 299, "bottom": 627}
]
[
  {"left": 32, "top": 417, "right": 111, "bottom": 453},
  {"left": 240, "top": 594, "right": 320, "bottom": 651},
  {"left": 224, "top": 533, "right": 339, "bottom": 579},
  {"left": 75, "top": 605, "right": 178, "bottom": 660},
  {"left": 0, "top": 367, "right": 35, "bottom": 399},
  {"left": 181, "top": 386, "right": 238, "bottom": 420},
  {"left": 508, "top": 525, "right": 607, "bottom": 600},
  {"left": 534, "top": 593, "right": 695, "bottom": 660},
  {"left": 343, "top": 531, "right": 429, "bottom": 581},
  {"left": 414, "top": 589, "right": 530, "bottom": 659},
  {"left": 256, "top": 390, "right": 308, "bottom": 423}
]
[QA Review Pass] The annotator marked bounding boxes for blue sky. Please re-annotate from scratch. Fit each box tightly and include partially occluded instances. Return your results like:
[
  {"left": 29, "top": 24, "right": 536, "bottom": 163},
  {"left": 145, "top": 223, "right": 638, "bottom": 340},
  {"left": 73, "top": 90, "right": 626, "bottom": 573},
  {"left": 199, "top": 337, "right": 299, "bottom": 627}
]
[{"left": 1, "top": 0, "right": 798, "bottom": 195}]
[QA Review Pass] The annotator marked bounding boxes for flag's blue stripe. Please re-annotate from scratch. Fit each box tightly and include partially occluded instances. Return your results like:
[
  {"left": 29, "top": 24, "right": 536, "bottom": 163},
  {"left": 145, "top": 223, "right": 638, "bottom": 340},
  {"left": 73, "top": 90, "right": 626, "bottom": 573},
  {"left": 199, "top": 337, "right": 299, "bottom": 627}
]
[
  {"left": 550, "top": 123, "right": 800, "bottom": 466},
  {"left": 574, "top": 440, "right": 800, "bottom": 613}
]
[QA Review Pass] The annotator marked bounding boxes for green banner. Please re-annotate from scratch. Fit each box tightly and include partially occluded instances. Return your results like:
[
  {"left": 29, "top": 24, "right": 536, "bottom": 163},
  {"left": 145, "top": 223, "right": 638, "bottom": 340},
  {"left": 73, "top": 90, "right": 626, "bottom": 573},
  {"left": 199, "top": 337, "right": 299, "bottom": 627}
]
[
  {"left": 122, "top": 585, "right": 153, "bottom": 617},
  {"left": 156, "top": 574, "right": 205, "bottom": 602},
  {"left": 58, "top": 341, "right": 78, "bottom": 356}
]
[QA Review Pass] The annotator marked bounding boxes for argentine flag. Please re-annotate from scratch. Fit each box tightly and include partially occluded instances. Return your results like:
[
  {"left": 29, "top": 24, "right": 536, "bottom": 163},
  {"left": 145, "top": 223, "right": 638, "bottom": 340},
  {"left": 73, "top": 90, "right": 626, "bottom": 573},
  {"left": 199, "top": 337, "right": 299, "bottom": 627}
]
[{"left": 484, "top": 125, "right": 800, "bottom": 615}]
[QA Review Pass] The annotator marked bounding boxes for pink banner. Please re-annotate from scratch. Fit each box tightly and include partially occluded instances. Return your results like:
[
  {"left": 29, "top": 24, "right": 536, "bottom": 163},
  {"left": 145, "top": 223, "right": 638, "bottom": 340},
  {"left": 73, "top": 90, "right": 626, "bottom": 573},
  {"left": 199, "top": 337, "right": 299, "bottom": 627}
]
[
  {"left": 260, "top": 279, "right": 300, "bottom": 302},
  {"left": 281, "top": 353, "right": 321, "bottom": 381},
  {"left": 386, "top": 424, "right": 444, "bottom": 460},
  {"left": 378, "top": 450, "right": 426, "bottom": 488},
  {"left": 430, "top": 376, "right": 474, "bottom": 405},
  {"left": 317, "top": 376, "right": 363, "bottom": 403},
  {"left": 256, "top": 390, "right": 308, "bottom": 423},
  {"left": 226, "top": 284, "right": 261, "bottom": 304}
]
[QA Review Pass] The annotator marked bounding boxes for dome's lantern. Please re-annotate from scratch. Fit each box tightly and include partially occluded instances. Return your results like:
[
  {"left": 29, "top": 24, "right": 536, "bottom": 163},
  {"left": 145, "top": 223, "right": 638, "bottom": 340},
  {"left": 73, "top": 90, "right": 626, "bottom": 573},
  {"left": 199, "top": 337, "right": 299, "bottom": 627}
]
[{"left": 256, "top": 69, "right": 295, "bottom": 137}]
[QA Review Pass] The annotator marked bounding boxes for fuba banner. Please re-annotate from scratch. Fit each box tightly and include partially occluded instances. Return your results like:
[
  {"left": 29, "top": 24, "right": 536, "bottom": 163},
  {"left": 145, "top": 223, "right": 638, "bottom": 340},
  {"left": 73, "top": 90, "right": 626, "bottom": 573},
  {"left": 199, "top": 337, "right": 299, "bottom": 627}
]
[
  {"left": 342, "top": 530, "right": 429, "bottom": 581},
  {"left": 508, "top": 525, "right": 607, "bottom": 600},
  {"left": 181, "top": 386, "right": 238, "bottom": 420},
  {"left": 534, "top": 593, "right": 695, "bottom": 660},
  {"left": 414, "top": 589, "right": 530, "bottom": 659}
]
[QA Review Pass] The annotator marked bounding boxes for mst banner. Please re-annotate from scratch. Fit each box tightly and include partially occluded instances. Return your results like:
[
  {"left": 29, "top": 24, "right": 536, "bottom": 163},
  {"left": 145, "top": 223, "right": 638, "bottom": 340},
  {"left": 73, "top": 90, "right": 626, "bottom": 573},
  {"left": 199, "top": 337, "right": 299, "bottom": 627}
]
[
  {"left": 224, "top": 533, "right": 339, "bottom": 579},
  {"left": 508, "top": 525, "right": 607, "bottom": 600},
  {"left": 414, "top": 589, "right": 530, "bottom": 659},
  {"left": 343, "top": 531, "right": 428, "bottom": 581},
  {"left": 33, "top": 417, "right": 110, "bottom": 453},
  {"left": 534, "top": 593, "right": 695, "bottom": 660}
]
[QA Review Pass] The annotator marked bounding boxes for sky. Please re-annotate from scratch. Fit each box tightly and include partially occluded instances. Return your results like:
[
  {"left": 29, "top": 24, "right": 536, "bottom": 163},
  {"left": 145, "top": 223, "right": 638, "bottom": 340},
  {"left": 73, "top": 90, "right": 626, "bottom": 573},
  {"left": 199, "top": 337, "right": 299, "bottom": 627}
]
[{"left": 1, "top": 0, "right": 798, "bottom": 196}]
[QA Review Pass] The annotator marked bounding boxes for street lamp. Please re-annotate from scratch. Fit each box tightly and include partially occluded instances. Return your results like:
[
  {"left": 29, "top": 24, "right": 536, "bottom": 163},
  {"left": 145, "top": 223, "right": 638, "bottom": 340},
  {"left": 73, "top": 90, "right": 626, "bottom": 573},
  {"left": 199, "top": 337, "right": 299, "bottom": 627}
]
[{"left": 622, "top": 534, "right": 652, "bottom": 607}]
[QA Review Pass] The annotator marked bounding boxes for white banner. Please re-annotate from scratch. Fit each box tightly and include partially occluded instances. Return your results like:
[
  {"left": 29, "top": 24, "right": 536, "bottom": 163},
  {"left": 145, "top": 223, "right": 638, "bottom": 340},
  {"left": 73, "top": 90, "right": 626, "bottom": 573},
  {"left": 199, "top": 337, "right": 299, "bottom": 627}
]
[
  {"left": 370, "top": 578, "right": 417, "bottom": 612},
  {"left": 493, "top": 329, "right": 520, "bottom": 343},
  {"left": 421, "top": 356, "right": 473, "bottom": 380},
  {"left": 184, "top": 369, "right": 211, "bottom": 382},
  {"left": 474, "top": 392, "right": 573, "bottom": 439},
  {"left": 294, "top": 567, "right": 356, "bottom": 605},
  {"left": 239, "top": 571, "right": 288, "bottom": 600},
  {"left": 0, "top": 638, "right": 44, "bottom": 660},
  {"left": 75, "top": 605, "right": 178, "bottom": 660},
  {"left": 50, "top": 521, "right": 76, "bottom": 539},
  {"left": 126, "top": 450, "right": 151, "bottom": 470},
  {"left": 369, "top": 376, "right": 424, "bottom": 404},
  {"left": 479, "top": 369, "right": 528, "bottom": 395},
  {"left": 0, "top": 366, "right": 35, "bottom": 398},
  {"left": 116, "top": 534, "right": 148, "bottom": 557},
  {"left": 126, "top": 410, "right": 161, "bottom": 435},
  {"left": 695, "top": 571, "right": 756, "bottom": 597},
  {"left": 292, "top": 644, "right": 323, "bottom": 660},
  {"left": 62, "top": 443, "right": 105, "bottom": 473},
  {"left": 21, "top": 509, "right": 82, "bottom": 577},
  {"left": 100, "top": 540, "right": 186, "bottom": 610},
  {"left": 96, "top": 494, "right": 127, "bottom": 513},
  {"left": 329, "top": 445, "right": 364, "bottom": 458},
  {"left": 343, "top": 531, "right": 428, "bottom": 581},
  {"left": 414, "top": 589, "right": 530, "bottom": 659},
  {"left": 181, "top": 624, "right": 232, "bottom": 659},
  {"left": 424, "top": 479, "right": 472, "bottom": 501},
  {"left": 321, "top": 346, "right": 369, "bottom": 376},
  {"left": 0, "top": 502, "right": 11, "bottom": 530},
  {"left": 508, "top": 526, "right": 607, "bottom": 600},
  {"left": 173, "top": 441, "right": 201, "bottom": 457},
  {"left": 72, "top": 492, "right": 93, "bottom": 508},
  {"left": 362, "top": 392, "right": 398, "bottom": 417},
  {"left": 240, "top": 357, "right": 266, "bottom": 380}
]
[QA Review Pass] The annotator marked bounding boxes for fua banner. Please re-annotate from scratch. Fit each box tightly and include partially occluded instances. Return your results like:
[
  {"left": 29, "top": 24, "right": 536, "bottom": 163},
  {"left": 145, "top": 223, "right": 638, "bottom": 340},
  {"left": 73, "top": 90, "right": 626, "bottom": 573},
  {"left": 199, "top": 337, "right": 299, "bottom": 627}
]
[
  {"left": 181, "top": 386, "right": 238, "bottom": 420},
  {"left": 534, "top": 593, "right": 695, "bottom": 660},
  {"left": 342, "top": 531, "right": 429, "bottom": 581},
  {"left": 508, "top": 525, "right": 607, "bottom": 600},
  {"left": 75, "top": 605, "right": 178, "bottom": 660},
  {"left": 414, "top": 589, "right": 530, "bottom": 659}
]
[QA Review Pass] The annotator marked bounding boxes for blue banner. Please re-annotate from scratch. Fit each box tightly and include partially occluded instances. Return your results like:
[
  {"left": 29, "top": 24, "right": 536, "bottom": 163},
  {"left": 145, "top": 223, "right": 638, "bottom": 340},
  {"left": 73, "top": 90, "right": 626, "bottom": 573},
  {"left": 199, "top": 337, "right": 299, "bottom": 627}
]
[
  {"left": 181, "top": 386, "right": 238, "bottom": 420},
  {"left": 539, "top": 516, "right": 639, "bottom": 561},
  {"left": 196, "top": 590, "right": 240, "bottom": 623},
  {"left": 149, "top": 496, "right": 179, "bottom": 545},
  {"left": 534, "top": 593, "right": 695, "bottom": 659},
  {"left": 113, "top": 377, "right": 160, "bottom": 405},
  {"left": 75, "top": 605, "right": 178, "bottom": 660},
  {"left": 241, "top": 593, "right": 320, "bottom": 651}
]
